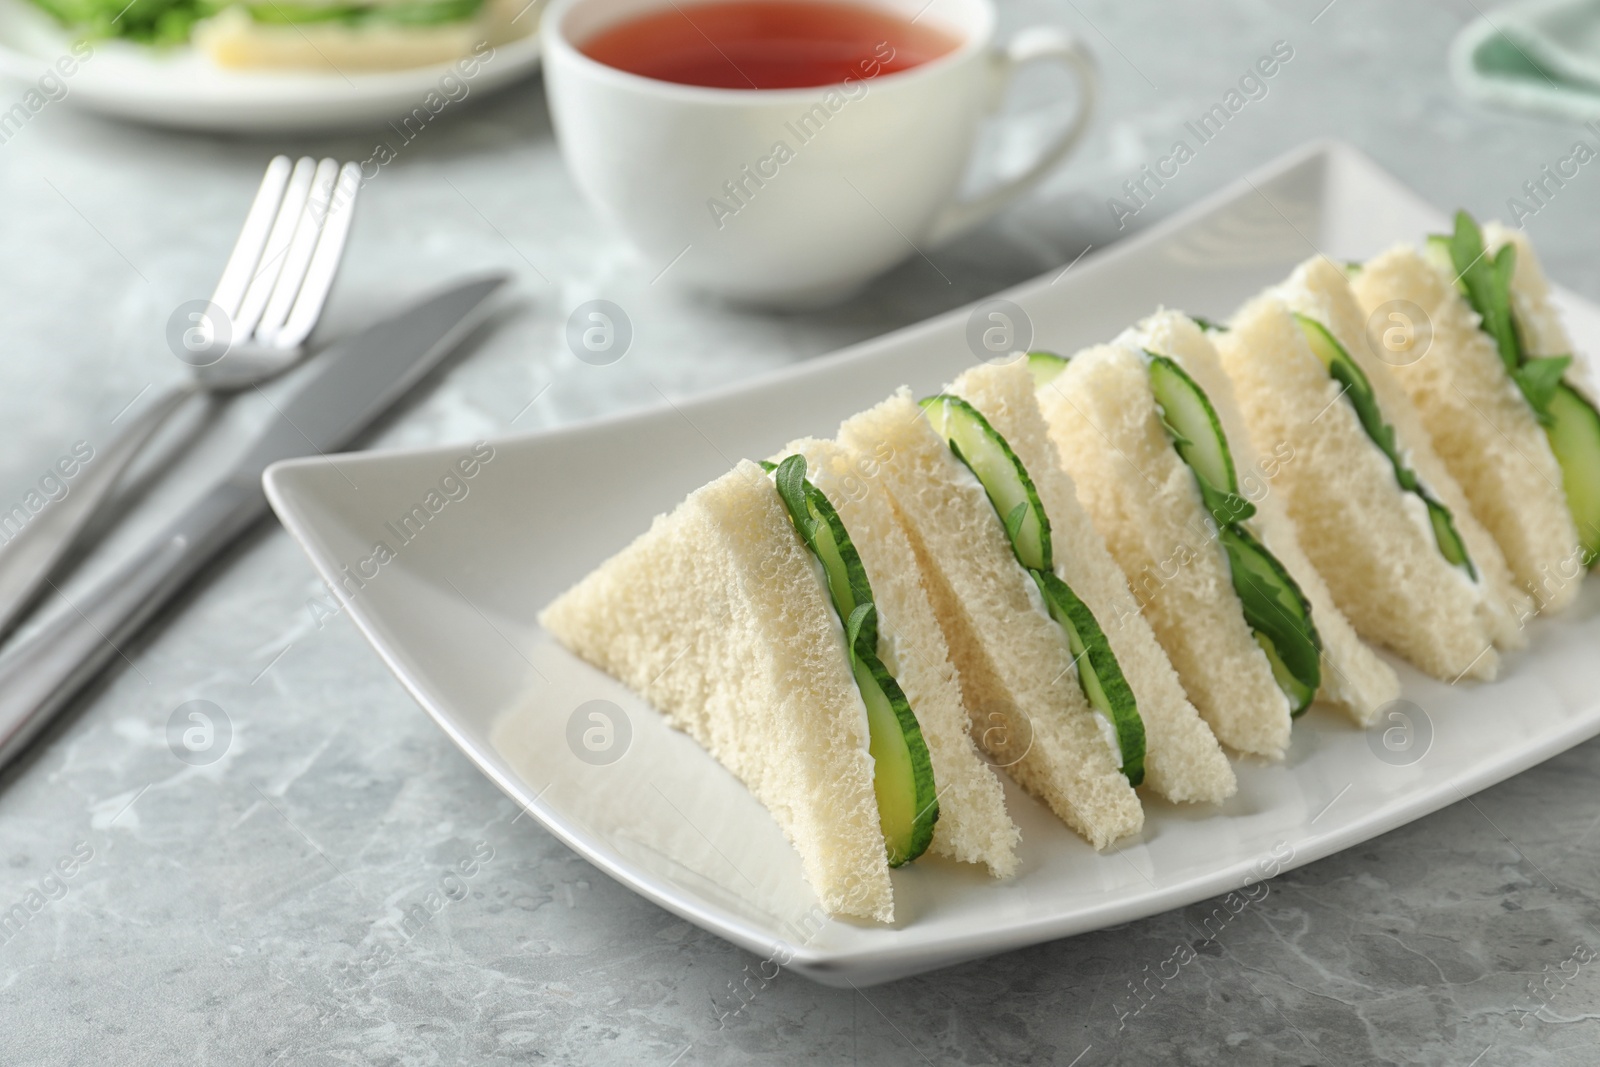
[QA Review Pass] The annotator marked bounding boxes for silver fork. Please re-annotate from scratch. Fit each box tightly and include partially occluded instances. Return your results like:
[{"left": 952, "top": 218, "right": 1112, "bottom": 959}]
[{"left": 0, "top": 155, "right": 361, "bottom": 641}]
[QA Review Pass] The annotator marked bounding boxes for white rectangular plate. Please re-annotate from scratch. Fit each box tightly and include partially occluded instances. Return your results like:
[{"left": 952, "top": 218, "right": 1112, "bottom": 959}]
[{"left": 264, "top": 140, "right": 1600, "bottom": 987}]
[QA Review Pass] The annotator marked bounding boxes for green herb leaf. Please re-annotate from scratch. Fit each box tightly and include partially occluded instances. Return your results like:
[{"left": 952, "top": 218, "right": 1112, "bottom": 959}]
[
  {"left": 1190, "top": 315, "right": 1229, "bottom": 333},
  {"left": 1444, "top": 210, "right": 1521, "bottom": 374},
  {"left": 772, "top": 454, "right": 816, "bottom": 543},
  {"left": 1219, "top": 525, "right": 1321, "bottom": 716},
  {"left": 1198, "top": 480, "right": 1257, "bottom": 526},
  {"left": 1513, "top": 355, "right": 1574, "bottom": 427}
]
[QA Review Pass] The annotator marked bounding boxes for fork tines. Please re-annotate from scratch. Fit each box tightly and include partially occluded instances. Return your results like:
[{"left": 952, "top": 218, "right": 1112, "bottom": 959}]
[{"left": 208, "top": 156, "right": 362, "bottom": 355}]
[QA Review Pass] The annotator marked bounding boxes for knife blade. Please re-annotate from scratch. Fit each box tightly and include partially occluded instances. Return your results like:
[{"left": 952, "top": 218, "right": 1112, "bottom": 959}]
[{"left": 0, "top": 274, "right": 509, "bottom": 772}]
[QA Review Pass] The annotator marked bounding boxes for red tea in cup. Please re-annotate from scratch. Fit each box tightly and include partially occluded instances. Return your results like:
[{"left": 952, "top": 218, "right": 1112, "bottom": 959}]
[{"left": 579, "top": 0, "right": 961, "bottom": 89}]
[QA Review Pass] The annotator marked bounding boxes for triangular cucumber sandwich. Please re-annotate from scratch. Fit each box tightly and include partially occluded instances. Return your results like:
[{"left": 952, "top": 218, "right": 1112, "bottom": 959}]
[
  {"left": 539, "top": 448, "right": 1018, "bottom": 924},
  {"left": 1028, "top": 311, "right": 1399, "bottom": 752},
  {"left": 1216, "top": 255, "right": 1531, "bottom": 683},
  {"left": 1349, "top": 212, "right": 1596, "bottom": 616},
  {"left": 838, "top": 363, "right": 1236, "bottom": 850}
]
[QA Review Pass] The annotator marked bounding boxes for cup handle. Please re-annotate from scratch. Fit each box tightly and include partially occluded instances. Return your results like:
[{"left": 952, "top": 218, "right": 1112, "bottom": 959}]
[{"left": 923, "top": 27, "right": 1098, "bottom": 247}]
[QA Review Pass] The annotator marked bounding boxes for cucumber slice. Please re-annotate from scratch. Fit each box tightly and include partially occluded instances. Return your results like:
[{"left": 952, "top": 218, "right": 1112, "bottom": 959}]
[
  {"left": 1218, "top": 525, "right": 1322, "bottom": 716},
  {"left": 1144, "top": 351, "right": 1322, "bottom": 713},
  {"left": 849, "top": 611, "right": 939, "bottom": 867},
  {"left": 766, "top": 455, "right": 938, "bottom": 865},
  {"left": 1145, "top": 354, "right": 1255, "bottom": 525},
  {"left": 920, "top": 394, "right": 1052, "bottom": 572},
  {"left": 1031, "top": 568, "right": 1145, "bottom": 785},
  {"left": 1148, "top": 354, "right": 1235, "bottom": 491},
  {"left": 1546, "top": 383, "right": 1600, "bottom": 566},
  {"left": 1254, "top": 633, "right": 1317, "bottom": 717},
  {"left": 1295, "top": 314, "right": 1478, "bottom": 580},
  {"left": 1027, "top": 350, "right": 1069, "bottom": 387},
  {"left": 918, "top": 393, "right": 1146, "bottom": 786}
]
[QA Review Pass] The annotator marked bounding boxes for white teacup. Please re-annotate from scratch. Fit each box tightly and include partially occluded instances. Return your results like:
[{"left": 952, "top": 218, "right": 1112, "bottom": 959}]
[{"left": 542, "top": 0, "right": 1097, "bottom": 305}]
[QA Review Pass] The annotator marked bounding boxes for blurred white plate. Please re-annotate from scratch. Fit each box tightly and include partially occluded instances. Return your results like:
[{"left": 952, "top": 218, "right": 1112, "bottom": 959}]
[
  {"left": 0, "top": 0, "right": 539, "bottom": 131},
  {"left": 264, "top": 140, "right": 1600, "bottom": 987}
]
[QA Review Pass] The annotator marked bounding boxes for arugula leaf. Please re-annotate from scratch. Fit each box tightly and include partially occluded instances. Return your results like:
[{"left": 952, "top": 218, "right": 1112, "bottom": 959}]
[
  {"left": 1437, "top": 209, "right": 1597, "bottom": 442},
  {"left": 772, "top": 455, "right": 817, "bottom": 544},
  {"left": 1218, "top": 525, "right": 1321, "bottom": 715},
  {"left": 1446, "top": 211, "right": 1520, "bottom": 373},
  {"left": 1197, "top": 479, "right": 1256, "bottom": 526},
  {"left": 1513, "top": 355, "right": 1575, "bottom": 427}
]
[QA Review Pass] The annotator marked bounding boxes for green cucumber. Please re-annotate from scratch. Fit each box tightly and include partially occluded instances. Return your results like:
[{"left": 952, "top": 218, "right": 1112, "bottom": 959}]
[
  {"left": 1027, "top": 350, "right": 1070, "bottom": 388},
  {"left": 1146, "top": 354, "right": 1254, "bottom": 526},
  {"left": 765, "top": 456, "right": 938, "bottom": 866},
  {"left": 1295, "top": 314, "right": 1478, "bottom": 580},
  {"left": 1546, "top": 383, "right": 1600, "bottom": 565},
  {"left": 1031, "top": 568, "right": 1145, "bottom": 784},
  {"left": 918, "top": 393, "right": 1146, "bottom": 785},
  {"left": 847, "top": 608, "right": 938, "bottom": 867},
  {"left": 1148, "top": 355, "right": 1234, "bottom": 491},
  {"left": 1218, "top": 525, "right": 1322, "bottom": 716},
  {"left": 1145, "top": 351, "right": 1321, "bottom": 714},
  {"left": 1435, "top": 210, "right": 1600, "bottom": 566},
  {"left": 919, "top": 395, "right": 1051, "bottom": 572}
]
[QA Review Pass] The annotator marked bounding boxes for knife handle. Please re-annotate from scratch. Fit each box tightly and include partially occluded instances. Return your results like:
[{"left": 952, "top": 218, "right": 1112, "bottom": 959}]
[
  {"left": 0, "top": 479, "right": 264, "bottom": 769},
  {"left": 0, "top": 382, "right": 197, "bottom": 643}
]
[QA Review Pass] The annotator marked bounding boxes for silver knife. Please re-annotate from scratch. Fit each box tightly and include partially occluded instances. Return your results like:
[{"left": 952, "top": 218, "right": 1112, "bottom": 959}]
[{"left": 0, "top": 274, "right": 509, "bottom": 772}]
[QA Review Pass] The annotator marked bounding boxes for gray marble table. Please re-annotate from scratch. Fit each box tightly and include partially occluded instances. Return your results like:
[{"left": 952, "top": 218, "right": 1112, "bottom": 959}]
[{"left": 4, "top": 1, "right": 1600, "bottom": 1063}]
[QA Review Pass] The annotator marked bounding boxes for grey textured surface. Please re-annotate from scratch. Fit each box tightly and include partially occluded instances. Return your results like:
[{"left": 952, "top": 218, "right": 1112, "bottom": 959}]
[{"left": 3, "top": 1, "right": 1600, "bottom": 1064}]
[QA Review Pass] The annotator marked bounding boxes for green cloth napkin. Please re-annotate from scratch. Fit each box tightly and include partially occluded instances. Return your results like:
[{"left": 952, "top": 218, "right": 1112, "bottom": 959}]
[{"left": 1452, "top": 0, "right": 1600, "bottom": 120}]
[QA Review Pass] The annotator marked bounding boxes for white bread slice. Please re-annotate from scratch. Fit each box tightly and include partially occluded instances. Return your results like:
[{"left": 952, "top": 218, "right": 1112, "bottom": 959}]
[
  {"left": 1039, "top": 340, "right": 1291, "bottom": 756},
  {"left": 936, "top": 364, "right": 1238, "bottom": 797},
  {"left": 1216, "top": 257, "right": 1514, "bottom": 681},
  {"left": 787, "top": 436, "right": 1021, "bottom": 877},
  {"left": 539, "top": 461, "right": 893, "bottom": 921},
  {"left": 195, "top": 0, "right": 521, "bottom": 72},
  {"left": 1280, "top": 257, "right": 1532, "bottom": 649},
  {"left": 838, "top": 390, "right": 1146, "bottom": 848},
  {"left": 1351, "top": 242, "right": 1582, "bottom": 615},
  {"left": 1120, "top": 311, "right": 1400, "bottom": 727}
]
